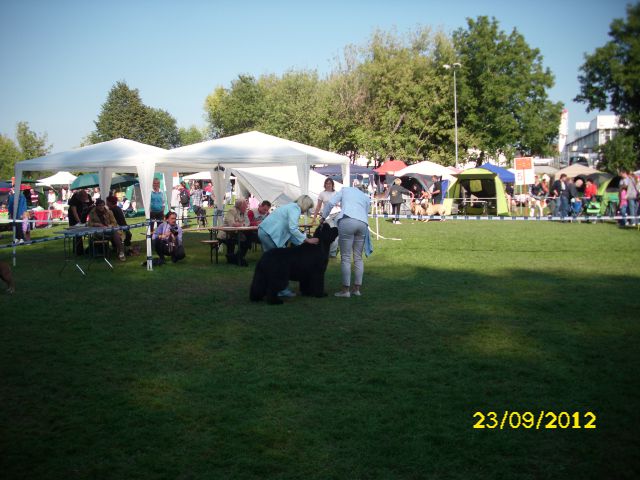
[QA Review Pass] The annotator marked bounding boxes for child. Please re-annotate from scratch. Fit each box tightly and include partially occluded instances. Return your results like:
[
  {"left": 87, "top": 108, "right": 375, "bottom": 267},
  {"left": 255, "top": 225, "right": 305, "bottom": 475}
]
[{"left": 21, "top": 210, "right": 32, "bottom": 242}]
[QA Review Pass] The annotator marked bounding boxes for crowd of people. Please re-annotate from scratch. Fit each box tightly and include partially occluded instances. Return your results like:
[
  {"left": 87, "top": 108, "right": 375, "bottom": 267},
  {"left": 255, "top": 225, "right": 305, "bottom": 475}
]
[{"left": 4, "top": 168, "right": 638, "bottom": 299}]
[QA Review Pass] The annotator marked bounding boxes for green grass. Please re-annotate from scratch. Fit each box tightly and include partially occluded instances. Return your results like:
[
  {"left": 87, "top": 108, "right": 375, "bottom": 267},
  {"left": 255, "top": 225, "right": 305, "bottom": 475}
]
[{"left": 1, "top": 220, "right": 639, "bottom": 479}]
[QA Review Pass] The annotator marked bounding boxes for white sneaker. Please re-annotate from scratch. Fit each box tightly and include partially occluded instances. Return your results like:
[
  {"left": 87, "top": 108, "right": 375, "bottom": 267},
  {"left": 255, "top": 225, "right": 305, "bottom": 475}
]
[
  {"left": 118, "top": 251, "right": 126, "bottom": 261},
  {"left": 351, "top": 290, "right": 361, "bottom": 297},
  {"left": 334, "top": 291, "right": 351, "bottom": 298}
]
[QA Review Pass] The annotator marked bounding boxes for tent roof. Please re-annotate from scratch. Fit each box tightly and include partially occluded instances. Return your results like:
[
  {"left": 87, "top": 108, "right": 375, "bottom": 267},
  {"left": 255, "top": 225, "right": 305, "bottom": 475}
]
[
  {"left": 374, "top": 160, "right": 408, "bottom": 174},
  {"left": 159, "top": 131, "right": 349, "bottom": 169},
  {"left": 36, "top": 171, "right": 77, "bottom": 186},
  {"left": 454, "top": 168, "right": 499, "bottom": 179},
  {"left": 314, "top": 164, "right": 374, "bottom": 176},
  {"left": 394, "top": 160, "right": 455, "bottom": 181},
  {"left": 554, "top": 164, "right": 601, "bottom": 178},
  {"left": 14, "top": 138, "right": 166, "bottom": 173},
  {"left": 478, "top": 164, "right": 515, "bottom": 183}
]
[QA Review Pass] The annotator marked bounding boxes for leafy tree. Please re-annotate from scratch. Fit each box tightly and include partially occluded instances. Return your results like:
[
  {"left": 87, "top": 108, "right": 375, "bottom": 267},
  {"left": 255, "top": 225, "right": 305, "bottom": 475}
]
[
  {"left": 0, "top": 134, "right": 22, "bottom": 179},
  {"left": 90, "top": 81, "right": 180, "bottom": 148},
  {"left": 178, "top": 125, "right": 206, "bottom": 146},
  {"left": 575, "top": 3, "right": 640, "bottom": 167},
  {"left": 453, "top": 17, "right": 562, "bottom": 161},
  {"left": 598, "top": 130, "right": 637, "bottom": 173},
  {"left": 15, "top": 121, "right": 52, "bottom": 159},
  {"left": 204, "top": 75, "right": 265, "bottom": 138},
  {"left": 259, "top": 70, "right": 329, "bottom": 147}
]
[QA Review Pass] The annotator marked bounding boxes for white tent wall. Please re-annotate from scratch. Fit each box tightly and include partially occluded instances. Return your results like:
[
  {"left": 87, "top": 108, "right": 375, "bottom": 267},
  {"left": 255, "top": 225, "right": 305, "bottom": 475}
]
[{"left": 232, "top": 166, "right": 343, "bottom": 207}]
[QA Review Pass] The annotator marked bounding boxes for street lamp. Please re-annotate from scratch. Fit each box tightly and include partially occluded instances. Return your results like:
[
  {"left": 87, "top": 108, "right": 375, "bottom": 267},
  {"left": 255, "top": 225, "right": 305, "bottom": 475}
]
[{"left": 443, "top": 62, "right": 461, "bottom": 167}]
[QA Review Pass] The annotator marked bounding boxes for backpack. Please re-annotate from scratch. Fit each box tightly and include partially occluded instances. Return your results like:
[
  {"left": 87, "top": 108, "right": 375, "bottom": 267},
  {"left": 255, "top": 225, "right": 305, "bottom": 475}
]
[{"left": 179, "top": 189, "right": 190, "bottom": 206}]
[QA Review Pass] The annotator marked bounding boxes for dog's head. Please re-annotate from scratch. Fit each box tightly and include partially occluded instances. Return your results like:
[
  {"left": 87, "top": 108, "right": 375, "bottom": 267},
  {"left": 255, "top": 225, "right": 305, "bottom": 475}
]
[{"left": 313, "top": 222, "right": 339, "bottom": 246}]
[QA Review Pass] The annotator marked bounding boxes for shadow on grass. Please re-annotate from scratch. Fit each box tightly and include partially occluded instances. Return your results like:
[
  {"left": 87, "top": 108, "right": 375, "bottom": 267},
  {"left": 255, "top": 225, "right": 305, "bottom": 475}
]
[{"left": 1, "top": 233, "right": 639, "bottom": 479}]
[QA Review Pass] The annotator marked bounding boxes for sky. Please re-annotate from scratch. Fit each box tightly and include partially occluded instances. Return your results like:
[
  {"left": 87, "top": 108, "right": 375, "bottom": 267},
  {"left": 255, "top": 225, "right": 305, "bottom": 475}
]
[{"left": 0, "top": 0, "right": 631, "bottom": 154}]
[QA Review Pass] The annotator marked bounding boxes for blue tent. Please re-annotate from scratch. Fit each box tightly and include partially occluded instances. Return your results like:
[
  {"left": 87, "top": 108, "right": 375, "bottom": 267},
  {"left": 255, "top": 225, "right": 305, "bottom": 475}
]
[
  {"left": 314, "top": 164, "right": 374, "bottom": 176},
  {"left": 478, "top": 164, "right": 514, "bottom": 183}
]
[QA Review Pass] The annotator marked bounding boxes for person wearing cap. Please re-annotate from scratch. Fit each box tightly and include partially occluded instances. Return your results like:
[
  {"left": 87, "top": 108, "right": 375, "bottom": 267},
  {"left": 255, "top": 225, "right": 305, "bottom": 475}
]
[{"left": 88, "top": 199, "right": 126, "bottom": 261}]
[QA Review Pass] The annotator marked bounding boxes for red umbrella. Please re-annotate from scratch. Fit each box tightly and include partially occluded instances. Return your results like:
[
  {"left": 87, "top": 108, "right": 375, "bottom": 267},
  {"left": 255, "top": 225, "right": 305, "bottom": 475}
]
[{"left": 374, "top": 160, "right": 408, "bottom": 174}]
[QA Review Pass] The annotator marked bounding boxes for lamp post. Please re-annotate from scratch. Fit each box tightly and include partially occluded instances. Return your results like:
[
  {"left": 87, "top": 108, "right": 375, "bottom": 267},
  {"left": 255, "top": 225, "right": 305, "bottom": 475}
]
[{"left": 443, "top": 62, "right": 461, "bottom": 167}]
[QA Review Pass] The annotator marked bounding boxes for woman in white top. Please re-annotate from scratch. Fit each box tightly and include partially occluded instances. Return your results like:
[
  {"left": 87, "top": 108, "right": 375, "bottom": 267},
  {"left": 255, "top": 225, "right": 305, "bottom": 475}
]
[{"left": 312, "top": 177, "right": 339, "bottom": 257}]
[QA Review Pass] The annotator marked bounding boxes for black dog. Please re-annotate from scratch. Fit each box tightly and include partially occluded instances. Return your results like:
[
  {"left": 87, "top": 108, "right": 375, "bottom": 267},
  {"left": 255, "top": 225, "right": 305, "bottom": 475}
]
[{"left": 250, "top": 223, "right": 339, "bottom": 304}]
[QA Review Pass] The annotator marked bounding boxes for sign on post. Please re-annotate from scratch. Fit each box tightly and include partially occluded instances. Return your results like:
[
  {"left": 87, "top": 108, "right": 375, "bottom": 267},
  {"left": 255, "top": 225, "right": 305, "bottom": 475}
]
[{"left": 514, "top": 157, "right": 535, "bottom": 185}]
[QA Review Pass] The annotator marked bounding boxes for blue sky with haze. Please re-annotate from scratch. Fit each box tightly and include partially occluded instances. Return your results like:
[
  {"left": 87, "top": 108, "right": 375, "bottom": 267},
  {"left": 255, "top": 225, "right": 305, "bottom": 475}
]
[{"left": 0, "top": 0, "right": 630, "bottom": 154}]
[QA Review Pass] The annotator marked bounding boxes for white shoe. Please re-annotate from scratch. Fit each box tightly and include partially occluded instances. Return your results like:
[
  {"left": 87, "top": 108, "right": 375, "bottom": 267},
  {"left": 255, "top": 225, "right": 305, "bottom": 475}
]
[
  {"left": 351, "top": 290, "right": 361, "bottom": 297},
  {"left": 118, "top": 252, "right": 126, "bottom": 261},
  {"left": 334, "top": 291, "right": 351, "bottom": 298}
]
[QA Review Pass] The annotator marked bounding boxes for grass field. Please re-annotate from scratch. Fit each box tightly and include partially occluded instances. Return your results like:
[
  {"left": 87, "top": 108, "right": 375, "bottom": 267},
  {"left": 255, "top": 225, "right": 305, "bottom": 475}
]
[{"left": 1, "top": 219, "right": 639, "bottom": 479}]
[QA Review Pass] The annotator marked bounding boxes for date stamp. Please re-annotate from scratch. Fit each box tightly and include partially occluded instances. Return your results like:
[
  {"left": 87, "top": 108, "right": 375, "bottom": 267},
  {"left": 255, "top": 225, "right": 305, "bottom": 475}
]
[{"left": 473, "top": 411, "right": 597, "bottom": 429}]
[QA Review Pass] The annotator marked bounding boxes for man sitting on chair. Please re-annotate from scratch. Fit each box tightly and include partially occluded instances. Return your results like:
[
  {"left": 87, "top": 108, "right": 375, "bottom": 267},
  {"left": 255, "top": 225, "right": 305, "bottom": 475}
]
[
  {"left": 219, "top": 198, "right": 254, "bottom": 267},
  {"left": 152, "top": 211, "right": 185, "bottom": 265},
  {"left": 87, "top": 199, "right": 126, "bottom": 262}
]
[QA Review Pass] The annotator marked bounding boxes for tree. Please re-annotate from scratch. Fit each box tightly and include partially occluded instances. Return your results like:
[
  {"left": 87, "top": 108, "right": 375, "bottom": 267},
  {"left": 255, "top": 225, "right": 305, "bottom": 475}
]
[
  {"left": 178, "top": 125, "right": 206, "bottom": 146},
  {"left": 204, "top": 75, "right": 266, "bottom": 138},
  {"left": 575, "top": 3, "right": 640, "bottom": 167},
  {"left": 453, "top": 16, "right": 562, "bottom": 161},
  {"left": 0, "top": 134, "right": 22, "bottom": 178},
  {"left": 15, "top": 121, "right": 52, "bottom": 159},
  {"left": 90, "top": 81, "right": 180, "bottom": 148},
  {"left": 598, "top": 131, "right": 636, "bottom": 174}
]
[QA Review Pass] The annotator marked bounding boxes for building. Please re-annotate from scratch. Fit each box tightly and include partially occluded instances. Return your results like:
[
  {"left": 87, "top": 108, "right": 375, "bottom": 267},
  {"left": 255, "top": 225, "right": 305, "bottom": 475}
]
[{"left": 561, "top": 115, "right": 622, "bottom": 166}]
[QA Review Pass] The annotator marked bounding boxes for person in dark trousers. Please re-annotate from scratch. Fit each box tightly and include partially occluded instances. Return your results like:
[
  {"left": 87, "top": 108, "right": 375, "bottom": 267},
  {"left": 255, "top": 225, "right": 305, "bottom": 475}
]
[
  {"left": 67, "top": 189, "right": 93, "bottom": 255},
  {"left": 106, "top": 195, "right": 132, "bottom": 253},
  {"left": 388, "top": 178, "right": 412, "bottom": 224},
  {"left": 152, "top": 211, "right": 185, "bottom": 265}
]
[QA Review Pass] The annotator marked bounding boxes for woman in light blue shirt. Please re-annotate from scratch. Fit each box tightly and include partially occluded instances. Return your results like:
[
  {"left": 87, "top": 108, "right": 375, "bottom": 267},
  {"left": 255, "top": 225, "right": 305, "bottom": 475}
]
[
  {"left": 258, "top": 195, "right": 319, "bottom": 297},
  {"left": 320, "top": 186, "right": 372, "bottom": 298},
  {"left": 258, "top": 195, "right": 318, "bottom": 251}
]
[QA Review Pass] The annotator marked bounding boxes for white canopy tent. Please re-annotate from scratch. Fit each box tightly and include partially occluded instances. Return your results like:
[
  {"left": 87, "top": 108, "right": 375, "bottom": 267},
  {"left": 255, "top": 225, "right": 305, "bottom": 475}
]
[
  {"left": 233, "top": 166, "right": 343, "bottom": 206},
  {"left": 157, "top": 131, "right": 351, "bottom": 215},
  {"left": 36, "top": 171, "right": 77, "bottom": 186},
  {"left": 13, "top": 139, "right": 167, "bottom": 269},
  {"left": 394, "top": 160, "right": 455, "bottom": 181},
  {"left": 13, "top": 132, "right": 350, "bottom": 270}
]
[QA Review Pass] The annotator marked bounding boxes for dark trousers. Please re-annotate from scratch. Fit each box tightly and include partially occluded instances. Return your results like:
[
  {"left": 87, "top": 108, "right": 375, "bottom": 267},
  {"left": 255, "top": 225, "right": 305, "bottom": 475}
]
[
  {"left": 150, "top": 211, "right": 164, "bottom": 233},
  {"left": 391, "top": 203, "right": 401, "bottom": 218},
  {"left": 12, "top": 221, "right": 24, "bottom": 241},
  {"left": 154, "top": 238, "right": 185, "bottom": 263},
  {"left": 224, "top": 232, "right": 254, "bottom": 263}
]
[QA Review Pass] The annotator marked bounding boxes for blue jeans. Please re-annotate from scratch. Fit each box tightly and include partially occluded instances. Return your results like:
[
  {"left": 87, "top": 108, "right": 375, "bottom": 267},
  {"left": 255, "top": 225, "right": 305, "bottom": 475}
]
[{"left": 628, "top": 198, "right": 638, "bottom": 226}]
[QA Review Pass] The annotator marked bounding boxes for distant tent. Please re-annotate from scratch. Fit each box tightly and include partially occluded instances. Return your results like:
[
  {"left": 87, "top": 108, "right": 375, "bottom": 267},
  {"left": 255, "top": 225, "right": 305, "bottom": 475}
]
[
  {"left": 479, "top": 163, "right": 515, "bottom": 183},
  {"left": 554, "top": 164, "right": 600, "bottom": 179},
  {"left": 445, "top": 168, "right": 509, "bottom": 215},
  {"left": 374, "top": 160, "right": 408, "bottom": 174}
]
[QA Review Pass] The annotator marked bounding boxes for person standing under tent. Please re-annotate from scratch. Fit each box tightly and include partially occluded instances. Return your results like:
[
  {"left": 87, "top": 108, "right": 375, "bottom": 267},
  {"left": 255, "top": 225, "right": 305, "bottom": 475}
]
[
  {"left": 388, "top": 178, "right": 412, "bottom": 224},
  {"left": 149, "top": 178, "right": 166, "bottom": 233},
  {"left": 190, "top": 182, "right": 206, "bottom": 227},
  {"left": 312, "top": 177, "right": 340, "bottom": 257},
  {"left": 177, "top": 182, "right": 191, "bottom": 227},
  {"left": 320, "top": 186, "right": 372, "bottom": 298},
  {"left": 67, "top": 189, "right": 93, "bottom": 255},
  {"left": 8, "top": 188, "right": 27, "bottom": 244}
]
